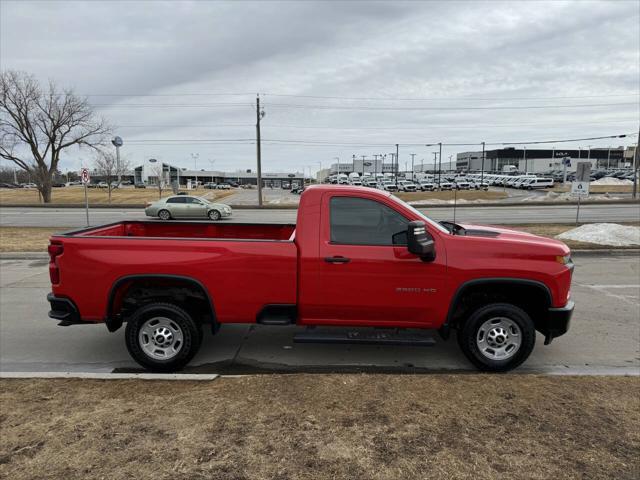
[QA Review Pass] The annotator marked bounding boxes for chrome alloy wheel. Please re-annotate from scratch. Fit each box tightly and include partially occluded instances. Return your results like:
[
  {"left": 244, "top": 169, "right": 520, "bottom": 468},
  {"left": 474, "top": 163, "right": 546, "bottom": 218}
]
[
  {"left": 139, "top": 317, "right": 184, "bottom": 360},
  {"left": 476, "top": 317, "right": 522, "bottom": 361}
]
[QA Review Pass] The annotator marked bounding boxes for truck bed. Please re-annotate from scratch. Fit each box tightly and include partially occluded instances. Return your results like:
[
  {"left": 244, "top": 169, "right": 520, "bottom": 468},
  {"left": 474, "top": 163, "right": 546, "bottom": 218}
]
[
  {"left": 70, "top": 221, "right": 296, "bottom": 241},
  {"left": 51, "top": 221, "right": 298, "bottom": 323}
]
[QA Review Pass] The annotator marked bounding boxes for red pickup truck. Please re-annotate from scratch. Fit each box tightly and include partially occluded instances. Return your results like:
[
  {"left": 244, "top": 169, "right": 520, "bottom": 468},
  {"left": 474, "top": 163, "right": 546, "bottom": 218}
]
[{"left": 47, "top": 185, "right": 573, "bottom": 372}]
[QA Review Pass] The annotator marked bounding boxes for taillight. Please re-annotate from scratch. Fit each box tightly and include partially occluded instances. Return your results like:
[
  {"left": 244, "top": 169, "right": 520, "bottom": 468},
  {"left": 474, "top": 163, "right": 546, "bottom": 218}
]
[{"left": 48, "top": 242, "right": 63, "bottom": 284}]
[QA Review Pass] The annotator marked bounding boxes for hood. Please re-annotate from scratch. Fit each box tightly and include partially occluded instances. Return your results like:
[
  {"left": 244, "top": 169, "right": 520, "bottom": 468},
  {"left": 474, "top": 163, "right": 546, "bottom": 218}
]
[{"left": 458, "top": 223, "right": 570, "bottom": 253}]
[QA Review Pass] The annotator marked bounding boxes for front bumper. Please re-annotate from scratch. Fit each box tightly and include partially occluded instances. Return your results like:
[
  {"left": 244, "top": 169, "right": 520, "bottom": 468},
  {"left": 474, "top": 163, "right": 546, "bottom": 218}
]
[
  {"left": 221, "top": 209, "right": 232, "bottom": 217},
  {"left": 47, "top": 293, "right": 83, "bottom": 326},
  {"left": 539, "top": 300, "right": 574, "bottom": 345}
]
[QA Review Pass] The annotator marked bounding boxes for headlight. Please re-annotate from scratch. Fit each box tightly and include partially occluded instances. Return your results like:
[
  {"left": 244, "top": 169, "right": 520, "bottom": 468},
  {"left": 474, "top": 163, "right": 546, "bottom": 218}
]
[{"left": 556, "top": 254, "right": 572, "bottom": 265}]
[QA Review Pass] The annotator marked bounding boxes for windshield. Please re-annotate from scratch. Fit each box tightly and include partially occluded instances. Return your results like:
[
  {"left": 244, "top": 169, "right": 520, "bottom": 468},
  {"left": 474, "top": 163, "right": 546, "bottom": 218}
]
[{"left": 387, "top": 194, "right": 450, "bottom": 234}]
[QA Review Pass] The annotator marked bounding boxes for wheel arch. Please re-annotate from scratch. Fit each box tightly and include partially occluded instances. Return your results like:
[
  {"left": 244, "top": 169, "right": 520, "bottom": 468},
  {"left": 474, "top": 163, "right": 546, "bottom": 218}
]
[
  {"left": 442, "top": 277, "right": 552, "bottom": 337},
  {"left": 105, "top": 274, "right": 217, "bottom": 332}
]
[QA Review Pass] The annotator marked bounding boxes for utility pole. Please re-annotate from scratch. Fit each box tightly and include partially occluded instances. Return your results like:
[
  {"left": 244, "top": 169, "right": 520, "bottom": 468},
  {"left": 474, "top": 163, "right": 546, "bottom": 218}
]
[
  {"left": 361, "top": 155, "right": 366, "bottom": 177},
  {"left": 607, "top": 146, "right": 611, "bottom": 170},
  {"left": 481, "top": 142, "right": 485, "bottom": 184},
  {"left": 256, "top": 95, "right": 264, "bottom": 206},
  {"left": 373, "top": 154, "right": 379, "bottom": 179},
  {"left": 395, "top": 144, "right": 399, "bottom": 188},
  {"left": 410, "top": 153, "right": 416, "bottom": 181}
]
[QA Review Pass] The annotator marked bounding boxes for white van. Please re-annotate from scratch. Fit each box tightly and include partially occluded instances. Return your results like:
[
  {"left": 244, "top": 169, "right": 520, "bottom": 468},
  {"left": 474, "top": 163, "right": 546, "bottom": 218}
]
[{"left": 522, "top": 177, "right": 554, "bottom": 189}]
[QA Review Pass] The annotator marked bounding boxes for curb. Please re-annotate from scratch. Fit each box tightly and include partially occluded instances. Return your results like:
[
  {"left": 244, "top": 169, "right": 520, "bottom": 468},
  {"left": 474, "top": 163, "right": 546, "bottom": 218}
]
[
  {"left": 571, "top": 249, "right": 640, "bottom": 257},
  {"left": 0, "top": 372, "right": 219, "bottom": 380},
  {"left": 0, "top": 252, "right": 48, "bottom": 259}
]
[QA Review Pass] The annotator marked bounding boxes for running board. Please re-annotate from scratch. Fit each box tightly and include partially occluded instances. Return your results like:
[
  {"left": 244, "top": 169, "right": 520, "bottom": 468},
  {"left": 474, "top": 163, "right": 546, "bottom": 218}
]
[{"left": 294, "top": 330, "right": 436, "bottom": 347}]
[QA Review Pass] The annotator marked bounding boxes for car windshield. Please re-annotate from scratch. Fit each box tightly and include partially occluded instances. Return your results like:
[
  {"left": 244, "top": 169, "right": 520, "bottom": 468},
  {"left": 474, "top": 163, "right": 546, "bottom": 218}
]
[{"left": 387, "top": 194, "right": 450, "bottom": 234}]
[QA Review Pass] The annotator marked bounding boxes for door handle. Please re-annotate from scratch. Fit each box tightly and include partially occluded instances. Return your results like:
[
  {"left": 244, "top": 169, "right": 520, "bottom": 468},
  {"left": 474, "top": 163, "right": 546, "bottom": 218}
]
[{"left": 324, "top": 256, "right": 351, "bottom": 264}]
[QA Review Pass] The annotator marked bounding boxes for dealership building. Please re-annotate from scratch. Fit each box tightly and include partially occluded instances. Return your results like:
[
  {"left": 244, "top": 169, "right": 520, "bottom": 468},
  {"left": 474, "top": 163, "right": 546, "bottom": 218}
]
[
  {"left": 456, "top": 147, "right": 628, "bottom": 173},
  {"left": 131, "top": 162, "right": 305, "bottom": 187}
]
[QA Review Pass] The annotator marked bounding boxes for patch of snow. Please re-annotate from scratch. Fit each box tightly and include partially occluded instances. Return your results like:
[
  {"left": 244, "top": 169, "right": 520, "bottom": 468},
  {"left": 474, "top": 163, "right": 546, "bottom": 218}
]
[
  {"left": 591, "top": 177, "right": 633, "bottom": 186},
  {"left": 556, "top": 223, "right": 640, "bottom": 246}
]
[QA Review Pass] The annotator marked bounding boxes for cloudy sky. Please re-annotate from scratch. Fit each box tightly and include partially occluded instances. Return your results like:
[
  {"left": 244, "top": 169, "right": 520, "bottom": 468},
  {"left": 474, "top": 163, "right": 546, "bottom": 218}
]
[{"left": 1, "top": 0, "right": 638, "bottom": 174}]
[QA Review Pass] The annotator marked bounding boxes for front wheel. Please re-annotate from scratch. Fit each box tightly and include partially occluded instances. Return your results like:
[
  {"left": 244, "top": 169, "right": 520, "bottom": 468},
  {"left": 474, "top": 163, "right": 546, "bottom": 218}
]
[
  {"left": 457, "top": 303, "right": 536, "bottom": 372},
  {"left": 125, "top": 303, "right": 202, "bottom": 372},
  {"left": 208, "top": 209, "right": 221, "bottom": 221}
]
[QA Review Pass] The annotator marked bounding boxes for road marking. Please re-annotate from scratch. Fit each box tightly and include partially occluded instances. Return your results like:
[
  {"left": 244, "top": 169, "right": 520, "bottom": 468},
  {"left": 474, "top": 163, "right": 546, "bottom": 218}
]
[{"left": 575, "top": 283, "right": 640, "bottom": 306}]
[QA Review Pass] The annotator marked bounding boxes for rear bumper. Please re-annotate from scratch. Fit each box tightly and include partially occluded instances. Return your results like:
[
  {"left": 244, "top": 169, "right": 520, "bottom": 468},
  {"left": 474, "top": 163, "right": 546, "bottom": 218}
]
[
  {"left": 47, "top": 293, "right": 83, "bottom": 326},
  {"left": 539, "top": 300, "right": 574, "bottom": 345}
]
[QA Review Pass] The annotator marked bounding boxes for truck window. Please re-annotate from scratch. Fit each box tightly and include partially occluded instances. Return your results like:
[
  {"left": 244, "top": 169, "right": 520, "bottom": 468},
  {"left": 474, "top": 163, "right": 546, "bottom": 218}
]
[{"left": 330, "top": 197, "right": 408, "bottom": 246}]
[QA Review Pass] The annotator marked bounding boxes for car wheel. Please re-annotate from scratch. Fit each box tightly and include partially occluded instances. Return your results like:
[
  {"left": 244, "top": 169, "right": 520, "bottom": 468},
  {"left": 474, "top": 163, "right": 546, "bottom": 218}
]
[
  {"left": 208, "top": 210, "right": 221, "bottom": 221},
  {"left": 158, "top": 209, "right": 171, "bottom": 220},
  {"left": 125, "top": 303, "right": 203, "bottom": 372},
  {"left": 457, "top": 303, "right": 535, "bottom": 372}
]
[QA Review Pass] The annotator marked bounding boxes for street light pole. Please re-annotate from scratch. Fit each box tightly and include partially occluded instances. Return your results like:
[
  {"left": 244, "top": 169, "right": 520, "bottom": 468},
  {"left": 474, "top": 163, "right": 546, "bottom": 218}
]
[
  {"left": 256, "top": 95, "right": 265, "bottom": 206},
  {"left": 410, "top": 153, "right": 415, "bottom": 181},
  {"left": 191, "top": 153, "right": 199, "bottom": 187},
  {"left": 395, "top": 143, "right": 399, "bottom": 188},
  {"left": 481, "top": 142, "right": 485, "bottom": 184},
  {"left": 438, "top": 142, "right": 442, "bottom": 186}
]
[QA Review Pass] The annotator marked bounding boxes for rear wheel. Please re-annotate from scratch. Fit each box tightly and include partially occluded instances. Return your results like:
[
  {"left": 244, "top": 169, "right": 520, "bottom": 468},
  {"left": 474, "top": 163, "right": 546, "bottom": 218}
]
[
  {"left": 457, "top": 303, "right": 535, "bottom": 372},
  {"left": 158, "top": 209, "right": 171, "bottom": 220},
  {"left": 125, "top": 303, "right": 202, "bottom": 372},
  {"left": 208, "top": 209, "right": 221, "bottom": 221}
]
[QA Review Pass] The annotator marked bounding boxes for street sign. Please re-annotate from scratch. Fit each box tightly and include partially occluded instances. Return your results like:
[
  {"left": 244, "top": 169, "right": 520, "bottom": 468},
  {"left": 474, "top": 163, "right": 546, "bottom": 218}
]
[
  {"left": 571, "top": 181, "right": 590, "bottom": 196},
  {"left": 576, "top": 161, "right": 591, "bottom": 182},
  {"left": 80, "top": 168, "right": 90, "bottom": 184}
]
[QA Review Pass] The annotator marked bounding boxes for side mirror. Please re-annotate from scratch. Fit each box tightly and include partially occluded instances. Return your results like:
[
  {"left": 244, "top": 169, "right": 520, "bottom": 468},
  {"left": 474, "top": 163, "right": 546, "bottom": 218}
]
[{"left": 407, "top": 221, "right": 436, "bottom": 262}]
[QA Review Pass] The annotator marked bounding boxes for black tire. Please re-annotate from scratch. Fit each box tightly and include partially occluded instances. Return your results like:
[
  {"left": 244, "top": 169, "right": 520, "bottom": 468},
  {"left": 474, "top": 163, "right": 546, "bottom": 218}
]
[
  {"left": 457, "top": 303, "right": 536, "bottom": 372},
  {"left": 208, "top": 209, "right": 221, "bottom": 221},
  {"left": 125, "top": 303, "right": 202, "bottom": 372},
  {"left": 158, "top": 209, "right": 171, "bottom": 221}
]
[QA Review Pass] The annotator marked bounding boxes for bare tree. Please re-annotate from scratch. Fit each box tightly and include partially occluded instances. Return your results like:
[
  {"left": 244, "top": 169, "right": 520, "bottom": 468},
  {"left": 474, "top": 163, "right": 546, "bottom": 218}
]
[
  {"left": 93, "top": 149, "right": 130, "bottom": 203},
  {"left": 0, "top": 71, "right": 111, "bottom": 202},
  {"left": 149, "top": 162, "right": 166, "bottom": 199}
]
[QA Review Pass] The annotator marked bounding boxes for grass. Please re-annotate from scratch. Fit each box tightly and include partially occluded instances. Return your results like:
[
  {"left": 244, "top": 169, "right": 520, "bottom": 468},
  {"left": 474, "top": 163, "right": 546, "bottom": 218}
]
[
  {"left": 0, "top": 187, "right": 233, "bottom": 205},
  {"left": 0, "top": 375, "right": 638, "bottom": 480},
  {"left": 1, "top": 223, "right": 638, "bottom": 252},
  {"left": 395, "top": 190, "right": 507, "bottom": 202},
  {"left": 0, "top": 227, "right": 60, "bottom": 252}
]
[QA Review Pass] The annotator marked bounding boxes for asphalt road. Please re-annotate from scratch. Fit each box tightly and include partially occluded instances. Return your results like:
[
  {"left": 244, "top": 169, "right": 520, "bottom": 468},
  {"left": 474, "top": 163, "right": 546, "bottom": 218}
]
[
  {"left": 1, "top": 203, "right": 639, "bottom": 227},
  {"left": 1, "top": 256, "right": 638, "bottom": 375}
]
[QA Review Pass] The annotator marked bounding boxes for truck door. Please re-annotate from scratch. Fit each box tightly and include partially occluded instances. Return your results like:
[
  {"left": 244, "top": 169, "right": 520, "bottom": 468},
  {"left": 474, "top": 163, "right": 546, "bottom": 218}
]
[{"left": 311, "top": 195, "right": 447, "bottom": 327}]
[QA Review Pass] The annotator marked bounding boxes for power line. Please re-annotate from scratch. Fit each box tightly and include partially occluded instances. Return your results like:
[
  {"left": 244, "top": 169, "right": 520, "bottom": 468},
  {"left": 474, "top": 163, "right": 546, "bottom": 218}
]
[
  {"left": 113, "top": 119, "right": 636, "bottom": 130},
  {"left": 263, "top": 102, "right": 637, "bottom": 111},
  {"left": 79, "top": 91, "right": 640, "bottom": 101},
  {"left": 262, "top": 92, "right": 640, "bottom": 102},
  {"left": 121, "top": 132, "right": 636, "bottom": 147}
]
